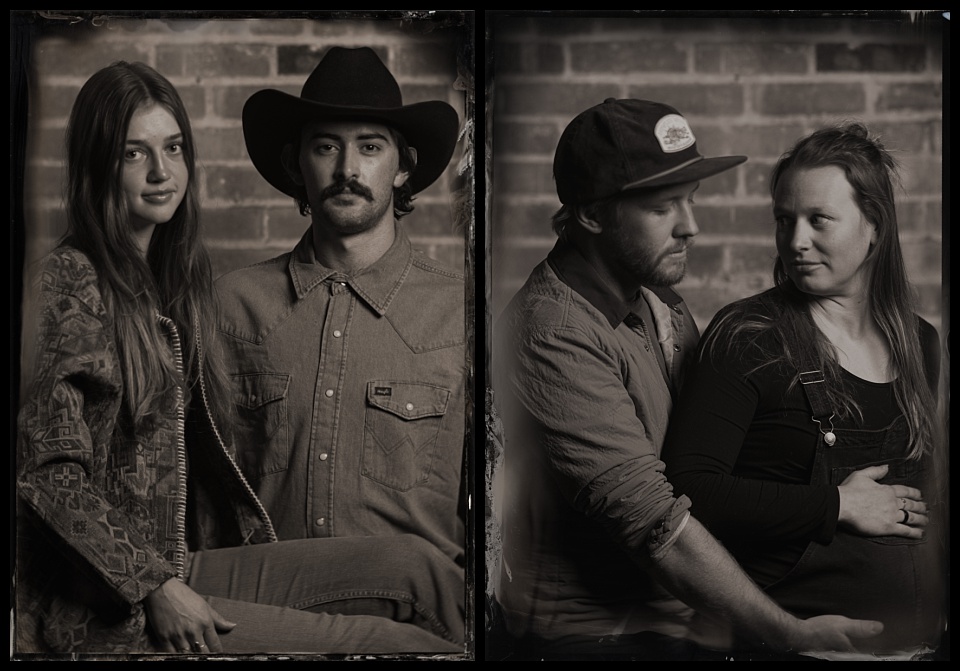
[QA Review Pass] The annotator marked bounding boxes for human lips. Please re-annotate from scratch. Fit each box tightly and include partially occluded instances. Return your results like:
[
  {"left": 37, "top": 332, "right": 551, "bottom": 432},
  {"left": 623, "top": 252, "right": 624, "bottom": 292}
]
[{"left": 142, "top": 190, "right": 177, "bottom": 204}]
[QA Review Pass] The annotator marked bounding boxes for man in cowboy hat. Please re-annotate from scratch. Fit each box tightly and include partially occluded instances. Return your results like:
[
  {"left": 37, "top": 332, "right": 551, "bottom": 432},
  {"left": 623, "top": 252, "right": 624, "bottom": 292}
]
[
  {"left": 490, "top": 99, "right": 885, "bottom": 659},
  {"left": 215, "top": 46, "right": 466, "bottom": 649}
]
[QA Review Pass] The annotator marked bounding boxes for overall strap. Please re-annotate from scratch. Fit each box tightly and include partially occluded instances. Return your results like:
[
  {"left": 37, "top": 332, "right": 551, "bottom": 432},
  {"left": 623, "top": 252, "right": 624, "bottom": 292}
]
[{"left": 790, "top": 326, "right": 837, "bottom": 447}]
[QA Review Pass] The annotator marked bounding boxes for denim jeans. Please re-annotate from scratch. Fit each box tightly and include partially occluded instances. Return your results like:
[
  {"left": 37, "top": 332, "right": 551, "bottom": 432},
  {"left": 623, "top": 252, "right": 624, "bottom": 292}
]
[{"left": 184, "top": 534, "right": 464, "bottom": 654}]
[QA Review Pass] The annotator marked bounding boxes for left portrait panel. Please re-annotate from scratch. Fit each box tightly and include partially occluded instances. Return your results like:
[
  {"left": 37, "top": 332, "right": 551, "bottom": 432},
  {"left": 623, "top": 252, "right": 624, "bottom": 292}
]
[{"left": 11, "top": 10, "right": 476, "bottom": 661}]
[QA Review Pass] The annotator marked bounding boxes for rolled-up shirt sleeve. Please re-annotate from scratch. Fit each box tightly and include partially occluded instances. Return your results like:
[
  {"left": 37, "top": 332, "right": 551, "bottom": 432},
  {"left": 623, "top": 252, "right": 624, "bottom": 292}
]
[{"left": 509, "top": 323, "right": 691, "bottom": 565}]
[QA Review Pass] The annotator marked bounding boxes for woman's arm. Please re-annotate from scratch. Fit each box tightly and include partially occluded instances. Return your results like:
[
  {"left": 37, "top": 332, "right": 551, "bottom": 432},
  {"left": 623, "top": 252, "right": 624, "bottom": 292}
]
[
  {"left": 17, "top": 259, "right": 177, "bottom": 607},
  {"left": 664, "top": 329, "right": 838, "bottom": 545}
]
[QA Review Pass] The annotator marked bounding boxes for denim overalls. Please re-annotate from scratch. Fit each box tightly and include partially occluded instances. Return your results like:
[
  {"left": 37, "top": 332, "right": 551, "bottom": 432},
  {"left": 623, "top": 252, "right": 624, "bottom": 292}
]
[{"left": 762, "top": 348, "right": 943, "bottom": 652}]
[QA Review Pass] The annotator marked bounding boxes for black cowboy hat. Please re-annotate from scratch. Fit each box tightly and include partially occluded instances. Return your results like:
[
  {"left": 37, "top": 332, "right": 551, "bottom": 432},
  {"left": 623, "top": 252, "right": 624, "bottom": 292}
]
[{"left": 242, "top": 46, "right": 460, "bottom": 197}]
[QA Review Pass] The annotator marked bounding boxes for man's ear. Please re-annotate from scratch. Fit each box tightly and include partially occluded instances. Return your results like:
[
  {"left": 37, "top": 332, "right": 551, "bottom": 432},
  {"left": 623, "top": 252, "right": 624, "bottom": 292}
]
[
  {"left": 573, "top": 205, "right": 603, "bottom": 235},
  {"left": 394, "top": 146, "right": 416, "bottom": 189},
  {"left": 281, "top": 144, "right": 304, "bottom": 185}
]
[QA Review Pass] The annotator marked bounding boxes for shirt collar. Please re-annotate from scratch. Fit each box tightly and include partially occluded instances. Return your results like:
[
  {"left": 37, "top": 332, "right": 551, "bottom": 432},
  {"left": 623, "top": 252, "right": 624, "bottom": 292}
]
[
  {"left": 547, "top": 238, "right": 685, "bottom": 328},
  {"left": 287, "top": 223, "right": 413, "bottom": 316}
]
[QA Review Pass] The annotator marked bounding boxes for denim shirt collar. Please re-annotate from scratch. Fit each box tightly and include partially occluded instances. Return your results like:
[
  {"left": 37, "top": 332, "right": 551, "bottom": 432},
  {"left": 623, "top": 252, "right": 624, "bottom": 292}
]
[
  {"left": 547, "top": 238, "right": 684, "bottom": 328},
  {"left": 287, "top": 223, "right": 413, "bottom": 316}
]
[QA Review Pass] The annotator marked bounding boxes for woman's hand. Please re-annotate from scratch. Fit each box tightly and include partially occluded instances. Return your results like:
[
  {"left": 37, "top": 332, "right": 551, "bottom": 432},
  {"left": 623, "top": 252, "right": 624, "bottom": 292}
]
[
  {"left": 144, "top": 578, "right": 236, "bottom": 653},
  {"left": 837, "top": 464, "right": 927, "bottom": 538}
]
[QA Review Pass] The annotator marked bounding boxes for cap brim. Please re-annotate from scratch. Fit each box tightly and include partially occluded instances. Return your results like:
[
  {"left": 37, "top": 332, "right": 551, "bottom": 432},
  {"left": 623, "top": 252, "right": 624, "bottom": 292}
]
[
  {"left": 242, "top": 89, "right": 460, "bottom": 198},
  {"left": 622, "top": 155, "right": 748, "bottom": 191}
]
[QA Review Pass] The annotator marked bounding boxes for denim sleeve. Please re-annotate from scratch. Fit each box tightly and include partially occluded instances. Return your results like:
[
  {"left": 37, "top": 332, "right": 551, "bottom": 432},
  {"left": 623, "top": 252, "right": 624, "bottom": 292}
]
[{"left": 510, "top": 324, "right": 691, "bottom": 564}]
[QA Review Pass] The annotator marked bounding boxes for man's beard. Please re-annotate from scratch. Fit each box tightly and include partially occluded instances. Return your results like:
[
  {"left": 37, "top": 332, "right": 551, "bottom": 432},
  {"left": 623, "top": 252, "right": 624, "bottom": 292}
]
[
  {"left": 316, "top": 179, "right": 392, "bottom": 235},
  {"left": 604, "top": 231, "right": 689, "bottom": 289}
]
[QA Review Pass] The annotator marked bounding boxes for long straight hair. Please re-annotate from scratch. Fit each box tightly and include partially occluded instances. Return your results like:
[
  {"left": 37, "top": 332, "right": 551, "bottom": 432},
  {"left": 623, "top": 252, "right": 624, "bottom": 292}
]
[
  {"left": 64, "top": 61, "right": 233, "bottom": 432},
  {"left": 704, "top": 123, "right": 937, "bottom": 459}
]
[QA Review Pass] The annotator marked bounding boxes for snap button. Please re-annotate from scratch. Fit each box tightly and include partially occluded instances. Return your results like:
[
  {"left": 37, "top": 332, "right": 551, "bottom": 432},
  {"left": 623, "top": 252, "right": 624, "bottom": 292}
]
[
  {"left": 333, "top": 330, "right": 342, "bottom": 338},
  {"left": 315, "top": 517, "right": 325, "bottom": 527},
  {"left": 405, "top": 402, "right": 414, "bottom": 411},
  {"left": 325, "top": 389, "right": 334, "bottom": 397},
  {"left": 319, "top": 453, "right": 328, "bottom": 461}
]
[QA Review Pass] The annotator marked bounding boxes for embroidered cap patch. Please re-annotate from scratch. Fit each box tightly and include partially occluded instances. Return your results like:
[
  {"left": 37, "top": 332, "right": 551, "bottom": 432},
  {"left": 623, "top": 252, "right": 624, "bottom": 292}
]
[{"left": 654, "top": 114, "right": 696, "bottom": 154}]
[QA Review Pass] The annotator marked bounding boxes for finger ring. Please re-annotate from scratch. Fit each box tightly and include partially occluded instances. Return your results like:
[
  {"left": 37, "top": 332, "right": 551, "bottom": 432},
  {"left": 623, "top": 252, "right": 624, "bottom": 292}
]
[
  {"left": 196, "top": 641, "right": 206, "bottom": 649},
  {"left": 901, "top": 509, "right": 910, "bottom": 524}
]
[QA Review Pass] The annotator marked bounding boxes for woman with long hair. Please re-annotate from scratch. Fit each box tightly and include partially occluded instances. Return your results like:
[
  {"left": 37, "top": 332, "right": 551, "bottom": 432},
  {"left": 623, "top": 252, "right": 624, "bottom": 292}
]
[
  {"left": 15, "top": 61, "right": 462, "bottom": 656},
  {"left": 662, "top": 123, "right": 944, "bottom": 657}
]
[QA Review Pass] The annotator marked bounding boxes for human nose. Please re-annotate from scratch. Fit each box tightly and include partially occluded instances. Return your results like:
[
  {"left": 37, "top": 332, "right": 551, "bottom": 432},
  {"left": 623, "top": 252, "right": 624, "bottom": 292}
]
[
  {"left": 334, "top": 144, "right": 360, "bottom": 180},
  {"left": 147, "top": 152, "right": 170, "bottom": 182},
  {"left": 786, "top": 218, "right": 812, "bottom": 251},
  {"left": 675, "top": 200, "right": 699, "bottom": 238}
]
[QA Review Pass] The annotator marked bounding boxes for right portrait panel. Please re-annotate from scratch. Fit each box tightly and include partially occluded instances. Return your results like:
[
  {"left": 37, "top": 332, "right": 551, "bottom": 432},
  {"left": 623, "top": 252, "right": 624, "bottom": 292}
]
[{"left": 483, "top": 10, "right": 948, "bottom": 662}]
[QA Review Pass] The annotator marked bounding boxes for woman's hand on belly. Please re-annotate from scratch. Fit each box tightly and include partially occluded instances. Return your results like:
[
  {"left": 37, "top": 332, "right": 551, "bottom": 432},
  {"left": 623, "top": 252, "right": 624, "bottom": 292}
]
[{"left": 837, "top": 465, "right": 927, "bottom": 538}]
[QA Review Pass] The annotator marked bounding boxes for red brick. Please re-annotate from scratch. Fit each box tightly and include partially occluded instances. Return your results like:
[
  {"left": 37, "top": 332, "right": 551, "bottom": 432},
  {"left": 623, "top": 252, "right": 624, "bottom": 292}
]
[
  {"left": 26, "top": 165, "right": 66, "bottom": 201},
  {"left": 30, "top": 127, "right": 68, "bottom": 163},
  {"left": 895, "top": 200, "right": 942, "bottom": 236},
  {"left": 728, "top": 244, "right": 779, "bottom": 277},
  {"left": 684, "top": 244, "right": 724, "bottom": 281},
  {"left": 36, "top": 86, "right": 81, "bottom": 121},
  {"left": 491, "top": 201, "right": 560, "bottom": 238},
  {"left": 571, "top": 41, "right": 687, "bottom": 73},
  {"left": 697, "top": 169, "right": 739, "bottom": 199},
  {"left": 202, "top": 207, "right": 264, "bottom": 243},
  {"left": 744, "top": 162, "right": 778, "bottom": 198},
  {"left": 877, "top": 82, "right": 942, "bottom": 112},
  {"left": 692, "top": 203, "right": 769, "bottom": 236},
  {"left": 404, "top": 201, "right": 464, "bottom": 236},
  {"left": 396, "top": 42, "right": 459, "bottom": 78},
  {"left": 757, "top": 83, "right": 865, "bottom": 115},
  {"left": 494, "top": 42, "right": 565, "bottom": 75},
  {"left": 414, "top": 240, "right": 467, "bottom": 274},
  {"left": 32, "top": 36, "right": 149, "bottom": 78},
  {"left": 265, "top": 206, "right": 310, "bottom": 241},
  {"left": 493, "top": 121, "right": 561, "bottom": 156},
  {"left": 901, "top": 239, "right": 942, "bottom": 283},
  {"left": 898, "top": 155, "right": 942, "bottom": 194},
  {"left": 723, "top": 124, "right": 808, "bottom": 159},
  {"left": 625, "top": 84, "right": 744, "bottom": 116},
  {"left": 196, "top": 127, "right": 250, "bottom": 162},
  {"left": 912, "top": 283, "right": 943, "bottom": 326},
  {"left": 205, "top": 165, "right": 286, "bottom": 202},
  {"left": 493, "top": 160, "right": 554, "bottom": 196},
  {"left": 696, "top": 43, "right": 808, "bottom": 75},
  {"left": 402, "top": 84, "right": 459, "bottom": 107},
  {"left": 867, "top": 121, "right": 931, "bottom": 153},
  {"left": 215, "top": 85, "right": 299, "bottom": 121},
  {"left": 816, "top": 43, "right": 926, "bottom": 72},
  {"left": 496, "top": 82, "right": 619, "bottom": 116},
  {"left": 158, "top": 44, "right": 273, "bottom": 78}
]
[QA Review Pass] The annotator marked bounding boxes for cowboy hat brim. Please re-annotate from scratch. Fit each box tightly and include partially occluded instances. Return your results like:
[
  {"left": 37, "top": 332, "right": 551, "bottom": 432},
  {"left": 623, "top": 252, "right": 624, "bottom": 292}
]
[{"left": 243, "top": 88, "right": 460, "bottom": 198}]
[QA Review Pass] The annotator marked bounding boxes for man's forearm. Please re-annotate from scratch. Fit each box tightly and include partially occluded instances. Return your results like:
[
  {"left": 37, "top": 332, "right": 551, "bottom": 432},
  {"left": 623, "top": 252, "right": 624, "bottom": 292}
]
[{"left": 647, "top": 514, "right": 802, "bottom": 650}]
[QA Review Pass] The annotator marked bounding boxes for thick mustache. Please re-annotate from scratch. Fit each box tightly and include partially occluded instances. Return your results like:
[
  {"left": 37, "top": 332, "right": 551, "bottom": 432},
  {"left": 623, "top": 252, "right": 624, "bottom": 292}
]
[{"left": 321, "top": 180, "right": 373, "bottom": 202}]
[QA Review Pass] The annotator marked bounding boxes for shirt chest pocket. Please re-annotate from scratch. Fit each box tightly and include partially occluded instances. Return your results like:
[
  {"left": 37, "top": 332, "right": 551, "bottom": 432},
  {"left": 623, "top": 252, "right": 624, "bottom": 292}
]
[
  {"left": 362, "top": 381, "right": 450, "bottom": 492},
  {"left": 232, "top": 373, "right": 290, "bottom": 478}
]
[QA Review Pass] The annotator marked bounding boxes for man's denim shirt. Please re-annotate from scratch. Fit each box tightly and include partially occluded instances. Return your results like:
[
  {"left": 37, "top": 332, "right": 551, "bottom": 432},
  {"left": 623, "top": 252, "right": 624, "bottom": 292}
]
[
  {"left": 216, "top": 225, "right": 466, "bottom": 566},
  {"left": 493, "top": 239, "right": 698, "bottom": 641}
]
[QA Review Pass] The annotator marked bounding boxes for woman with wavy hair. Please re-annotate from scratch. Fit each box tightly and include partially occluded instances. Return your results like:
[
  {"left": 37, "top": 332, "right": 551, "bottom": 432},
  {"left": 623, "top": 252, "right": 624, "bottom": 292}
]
[
  {"left": 662, "top": 123, "right": 944, "bottom": 658},
  {"left": 16, "top": 61, "right": 462, "bottom": 656}
]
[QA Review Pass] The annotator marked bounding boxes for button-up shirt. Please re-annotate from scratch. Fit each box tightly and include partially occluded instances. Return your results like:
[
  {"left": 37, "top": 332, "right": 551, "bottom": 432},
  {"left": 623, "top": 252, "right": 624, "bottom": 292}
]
[
  {"left": 216, "top": 224, "right": 466, "bottom": 565},
  {"left": 493, "top": 238, "right": 699, "bottom": 641}
]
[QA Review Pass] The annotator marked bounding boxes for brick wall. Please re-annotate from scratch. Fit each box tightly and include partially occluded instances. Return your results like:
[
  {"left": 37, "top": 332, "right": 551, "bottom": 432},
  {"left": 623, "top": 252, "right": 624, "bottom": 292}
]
[
  {"left": 487, "top": 13, "right": 945, "bottom": 334},
  {"left": 19, "top": 13, "right": 473, "bottom": 279}
]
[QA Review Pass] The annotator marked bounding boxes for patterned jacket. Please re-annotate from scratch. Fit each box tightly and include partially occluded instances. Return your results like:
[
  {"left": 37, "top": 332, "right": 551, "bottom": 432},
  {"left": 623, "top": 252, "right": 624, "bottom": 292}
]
[{"left": 15, "top": 246, "right": 277, "bottom": 653}]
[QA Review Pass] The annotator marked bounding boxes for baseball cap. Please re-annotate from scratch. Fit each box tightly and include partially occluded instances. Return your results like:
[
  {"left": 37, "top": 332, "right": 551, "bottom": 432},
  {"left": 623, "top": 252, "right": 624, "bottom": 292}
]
[{"left": 553, "top": 98, "right": 747, "bottom": 205}]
